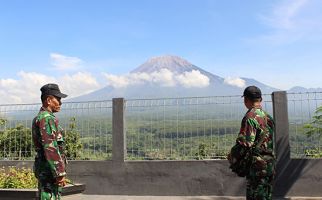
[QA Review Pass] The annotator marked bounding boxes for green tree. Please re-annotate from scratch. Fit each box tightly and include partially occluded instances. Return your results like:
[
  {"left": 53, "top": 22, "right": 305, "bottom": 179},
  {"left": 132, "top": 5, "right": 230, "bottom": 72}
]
[
  {"left": 64, "top": 117, "right": 83, "bottom": 160},
  {"left": 304, "top": 106, "right": 322, "bottom": 137},
  {"left": 0, "top": 120, "right": 32, "bottom": 159},
  {"left": 303, "top": 105, "right": 322, "bottom": 158}
]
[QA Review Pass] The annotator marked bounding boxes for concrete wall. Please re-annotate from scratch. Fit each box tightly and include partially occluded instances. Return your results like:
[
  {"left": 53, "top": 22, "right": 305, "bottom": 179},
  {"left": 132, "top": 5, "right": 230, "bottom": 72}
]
[
  {"left": 1, "top": 92, "right": 322, "bottom": 197},
  {"left": 0, "top": 160, "right": 245, "bottom": 196}
]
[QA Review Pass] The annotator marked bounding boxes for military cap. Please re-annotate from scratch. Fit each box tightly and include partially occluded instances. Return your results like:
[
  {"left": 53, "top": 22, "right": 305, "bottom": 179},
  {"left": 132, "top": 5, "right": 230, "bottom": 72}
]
[
  {"left": 242, "top": 85, "right": 262, "bottom": 99},
  {"left": 40, "top": 83, "right": 67, "bottom": 98}
]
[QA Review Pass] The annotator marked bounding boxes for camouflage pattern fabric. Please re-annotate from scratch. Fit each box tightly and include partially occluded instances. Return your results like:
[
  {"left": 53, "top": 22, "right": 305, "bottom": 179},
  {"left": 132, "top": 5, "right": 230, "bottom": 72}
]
[
  {"left": 229, "top": 142, "right": 252, "bottom": 177},
  {"left": 32, "top": 107, "right": 66, "bottom": 200},
  {"left": 247, "top": 155, "right": 275, "bottom": 200},
  {"left": 230, "top": 106, "right": 275, "bottom": 200},
  {"left": 38, "top": 180, "right": 62, "bottom": 200}
]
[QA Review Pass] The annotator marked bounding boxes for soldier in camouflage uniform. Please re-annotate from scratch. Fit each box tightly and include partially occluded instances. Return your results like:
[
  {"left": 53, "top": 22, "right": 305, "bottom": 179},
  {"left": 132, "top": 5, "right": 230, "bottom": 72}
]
[
  {"left": 228, "top": 86, "right": 275, "bottom": 200},
  {"left": 32, "top": 83, "right": 68, "bottom": 200}
]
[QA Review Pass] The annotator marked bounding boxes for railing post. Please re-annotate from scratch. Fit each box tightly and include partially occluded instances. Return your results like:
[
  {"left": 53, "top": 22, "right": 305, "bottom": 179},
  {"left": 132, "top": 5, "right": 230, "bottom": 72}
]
[
  {"left": 272, "top": 91, "right": 291, "bottom": 197},
  {"left": 112, "top": 98, "right": 126, "bottom": 162},
  {"left": 272, "top": 91, "right": 290, "bottom": 163}
]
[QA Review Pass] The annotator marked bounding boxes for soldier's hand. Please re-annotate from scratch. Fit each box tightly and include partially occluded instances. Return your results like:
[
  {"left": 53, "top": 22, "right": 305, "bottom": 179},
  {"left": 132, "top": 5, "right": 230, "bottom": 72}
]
[{"left": 56, "top": 176, "right": 67, "bottom": 187}]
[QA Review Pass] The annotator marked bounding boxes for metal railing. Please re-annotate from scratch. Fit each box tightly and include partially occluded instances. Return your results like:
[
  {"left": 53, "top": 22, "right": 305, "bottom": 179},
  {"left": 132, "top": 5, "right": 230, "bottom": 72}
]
[
  {"left": 0, "top": 94, "right": 278, "bottom": 161},
  {"left": 125, "top": 94, "right": 273, "bottom": 160},
  {"left": 287, "top": 92, "right": 322, "bottom": 158},
  {"left": 0, "top": 101, "right": 112, "bottom": 160}
]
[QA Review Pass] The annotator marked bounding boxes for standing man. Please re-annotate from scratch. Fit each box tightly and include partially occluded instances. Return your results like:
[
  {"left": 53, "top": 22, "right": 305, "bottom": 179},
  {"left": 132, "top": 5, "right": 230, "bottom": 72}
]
[
  {"left": 229, "top": 86, "right": 275, "bottom": 200},
  {"left": 32, "top": 83, "right": 68, "bottom": 200}
]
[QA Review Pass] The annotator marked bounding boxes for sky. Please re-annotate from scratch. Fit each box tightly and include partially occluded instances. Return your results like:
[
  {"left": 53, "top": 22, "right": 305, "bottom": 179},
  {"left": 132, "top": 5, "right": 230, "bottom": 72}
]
[{"left": 1, "top": 0, "right": 322, "bottom": 104}]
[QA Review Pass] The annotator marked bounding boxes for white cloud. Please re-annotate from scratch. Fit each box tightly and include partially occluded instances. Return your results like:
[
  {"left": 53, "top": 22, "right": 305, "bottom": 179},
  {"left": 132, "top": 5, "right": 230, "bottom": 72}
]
[
  {"left": 224, "top": 77, "right": 246, "bottom": 88},
  {"left": 150, "top": 69, "right": 176, "bottom": 87},
  {"left": 0, "top": 78, "right": 19, "bottom": 88},
  {"left": 0, "top": 71, "right": 100, "bottom": 104},
  {"left": 0, "top": 79, "right": 22, "bottom": 104},
  {"left": 253, "top": 0, "right": 322, "bottom": 44},
  {"left": 0, "top": 72, "right": 56, "bottom": 104},
  {"left": 264, "top": 0, "right": 309, "bottom": 30},
  {"left": 102, "top": 73, "right": 131, "bottom": 88},
  {"left": 0, "top": 68, "right": 210, "bottom": 104},
  {"left": 59, "top": 72, "right": 100, "bottom": 98},
  {"left": 130, "top": 72, "right": 152, "bottom": 83},
  {"left": 50, "top": 53, "right": 83, "bottom": 70},
  {"left": 176, "top": 70, "right": 210, "bottom": 88},
  {"left": 102, "top": 69, "right": 210, "bottom": 88}
]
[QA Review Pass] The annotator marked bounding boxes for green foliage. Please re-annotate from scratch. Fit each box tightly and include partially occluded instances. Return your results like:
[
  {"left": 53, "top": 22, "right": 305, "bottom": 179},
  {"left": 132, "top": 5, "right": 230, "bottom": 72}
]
[
  {"left": 0, "top": 112, "right": 238, "bottom": 160},
  {"left": 304, "top": 148, "right": 322, "bottom": 158},
  {"left": 0, "top": 166, "right": 74, "bottom": 189},
  {"left": 304, "top": 106, "right": 322, "bottom": 138},
  {"left": 0, "top": 166, "right": 37, "bottom": 189},
  {"left": 0, "top": 117, "right": 84, "bottom": 160},
  {"left": 195, "top": 143, "right": 209, "bottom": 160},
  {"left": 0, "top": 120, "right": 32, "bottom": 159},
  {"left": 64, "top": 117, "right": 83, "bottom": 160},
  {"left": 0, "top": 118, "right": 6, "bottom": 125},
  {"left": 126, "top": 116, "right": 238, "bottom": 160},
  {"left": 303, "top": 105, "right": 322, "bottom": 158}
]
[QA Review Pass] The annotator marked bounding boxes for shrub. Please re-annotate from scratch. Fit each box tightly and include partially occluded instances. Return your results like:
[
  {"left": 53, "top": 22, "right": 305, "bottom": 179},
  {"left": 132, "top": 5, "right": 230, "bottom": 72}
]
[
  {"left": 0, "top": 166, "right": 37, "bottom": 189},
  {"left": 303, "top": 105, "right": 322, "bottom": 158}
]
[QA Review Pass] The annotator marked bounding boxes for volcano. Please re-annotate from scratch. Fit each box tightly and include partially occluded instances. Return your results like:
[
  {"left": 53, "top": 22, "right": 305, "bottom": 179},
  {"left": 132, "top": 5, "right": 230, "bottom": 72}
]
[{"left": 70, "top": 55, "right": 278, "bottom": 101}]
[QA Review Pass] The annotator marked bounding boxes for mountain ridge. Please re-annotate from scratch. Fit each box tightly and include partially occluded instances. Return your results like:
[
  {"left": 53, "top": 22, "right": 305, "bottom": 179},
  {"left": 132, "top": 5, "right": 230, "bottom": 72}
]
[{"left": 69, "top": 55, "right": 316, "bottom": 102}]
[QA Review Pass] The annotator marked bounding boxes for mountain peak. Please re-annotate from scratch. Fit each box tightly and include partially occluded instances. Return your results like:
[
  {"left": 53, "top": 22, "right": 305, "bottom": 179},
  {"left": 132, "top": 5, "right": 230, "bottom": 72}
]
[
  {"left": 131, "top": 55, "right": 198, "bottom": 74},
  {"left": 148, "top": 55, "right": 193, "bottom": 67}
]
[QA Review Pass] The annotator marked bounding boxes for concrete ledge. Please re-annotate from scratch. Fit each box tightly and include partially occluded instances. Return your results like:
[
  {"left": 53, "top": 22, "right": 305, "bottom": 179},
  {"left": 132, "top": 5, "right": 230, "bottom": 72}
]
[
  {"left": 0, "top": 183, "right": 85, "bottom": 200},
  {"left": 0, "top": 188, "right": 37, "bottom": 199},
  {"left": 2, "top": 159, "right": 322, "bottom": 197},
  {"left": 62, "top": 183, "right": 86, "bottom": 196},
  {"left": 62, "top": 195, "right": 322, "bottom": 200}
]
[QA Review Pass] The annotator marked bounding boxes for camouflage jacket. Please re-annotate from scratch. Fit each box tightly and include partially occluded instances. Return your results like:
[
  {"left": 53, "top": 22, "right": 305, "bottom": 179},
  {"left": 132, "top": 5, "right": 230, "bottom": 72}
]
[
  {"left": 32, "top": 107, "right": 66, "bottom": 178},
  {"left": 235, "top": 106, "right": 275, "bottom": 158}
]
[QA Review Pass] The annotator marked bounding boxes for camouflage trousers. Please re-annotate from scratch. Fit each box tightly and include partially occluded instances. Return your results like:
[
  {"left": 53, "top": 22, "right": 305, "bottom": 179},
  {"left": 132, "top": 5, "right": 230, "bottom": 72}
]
[
  {"left": 38, "top": 179, "right": 62, "bottom": 200},
  {"left": 246, "top": 174, "right": 274, "bottom": 200},
  {"left": 246, "top": 155, "right": 275, "bottom": 200}
]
